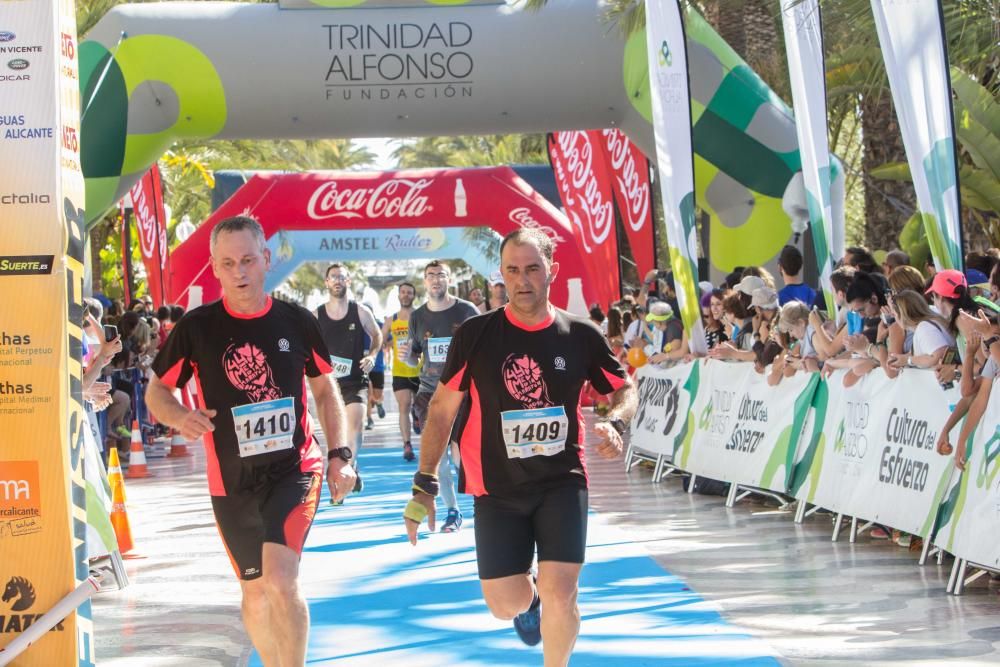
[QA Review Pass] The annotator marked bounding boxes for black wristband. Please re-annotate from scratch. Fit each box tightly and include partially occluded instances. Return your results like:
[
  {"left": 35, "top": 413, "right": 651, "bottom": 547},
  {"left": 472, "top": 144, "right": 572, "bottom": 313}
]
[{"left": 412, "top": 471, "right": 439, "bottom": 497}]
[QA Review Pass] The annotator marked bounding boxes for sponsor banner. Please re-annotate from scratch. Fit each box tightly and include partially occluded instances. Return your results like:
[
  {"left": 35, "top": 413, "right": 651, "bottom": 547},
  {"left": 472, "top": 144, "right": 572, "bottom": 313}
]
[
  {"left": 0, "top": 0, "right": 90, "bottom": 662},
  {"left": 547, "top": 131, "right": 621, "bottom": 309},
  {"left": 798, "top": 369, "right": 959, "bottom": 538},
  {"left": 0, "top": 256, "right": 54, "bottom": 276},
  {"left": 127, "top": 164, "right": 170, "bottom": 307},
  {"left": 780, "top": 0, "right": 838, "bottom": 315},
  {"left": 871, "top": 0, "right": 963, "bottom": 270},
  {"left": 629, "top": 361, "right": 697, "bottom": 458},
  {"left": 933, "top": 386, "right": 1000, "bottom": 567},
  {"left": 685, "top": 361, "right": 817, "bottom": 493},
  {"left": 645, "top": 0, "right": 706, "bottom": 354},
  {"left": 598, "top": 128, "right": 656, "bottom": 278},
  {"left": 169, "top": 168, "right": 598, "bottom": 313}
]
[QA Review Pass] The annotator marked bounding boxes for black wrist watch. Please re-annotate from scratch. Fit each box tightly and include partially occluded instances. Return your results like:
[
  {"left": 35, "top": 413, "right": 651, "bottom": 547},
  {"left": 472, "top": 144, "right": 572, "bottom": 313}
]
[
  {"left": 327, "top": 447, "right": 353, "bottom": 462},
  {"left": 606, "top": 418, "right": 628, "bottom": 436},
  {"left": 985, "top": 335, "right": 1000, "bottom": 349}
]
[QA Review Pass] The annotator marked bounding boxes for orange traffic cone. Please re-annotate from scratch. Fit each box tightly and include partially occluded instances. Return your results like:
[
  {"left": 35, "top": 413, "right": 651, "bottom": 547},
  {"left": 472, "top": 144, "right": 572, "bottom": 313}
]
[
  {"left": 107, "top": 449, "right": 134, "bottom": 554},
  {"left": 167, "top": 428, "right": 193, "bottom": 457},
  {"left": 124, "top": 419, "right": 151, "bottom": 478}
]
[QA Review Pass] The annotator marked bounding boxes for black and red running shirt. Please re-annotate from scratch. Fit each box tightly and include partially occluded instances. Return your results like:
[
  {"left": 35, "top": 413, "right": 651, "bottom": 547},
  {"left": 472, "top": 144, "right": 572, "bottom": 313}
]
[
  {"left": 152, "top": 297, "right": 333, "bottom": 496},
  {"left": 441, "top": 305, "right": 628, "bottom": 497}
]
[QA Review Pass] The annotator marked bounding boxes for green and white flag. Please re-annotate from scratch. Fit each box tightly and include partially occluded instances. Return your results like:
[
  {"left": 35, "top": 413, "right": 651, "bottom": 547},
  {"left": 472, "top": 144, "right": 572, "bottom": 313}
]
[
  {"left": 645, "top": 0, "right": 706, "bottom": 354},
  {"left": 871, "top": 0, "right": 963, "bottom": 270},
  {"left": 781, "top": 0, "right": 837, "bottom": 315}
]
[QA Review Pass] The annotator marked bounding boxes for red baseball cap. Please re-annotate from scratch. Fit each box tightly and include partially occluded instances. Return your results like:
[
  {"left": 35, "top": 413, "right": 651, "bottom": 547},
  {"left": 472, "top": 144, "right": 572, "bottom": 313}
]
[{"left": 925, "top": 269, "right": 967, "bottom": 299}]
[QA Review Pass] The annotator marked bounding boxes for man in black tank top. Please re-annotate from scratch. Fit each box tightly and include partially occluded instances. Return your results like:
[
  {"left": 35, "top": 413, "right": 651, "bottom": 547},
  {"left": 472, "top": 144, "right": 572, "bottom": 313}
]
[{"left": 316, "top": 263, "right": 382, "bottom": 501}]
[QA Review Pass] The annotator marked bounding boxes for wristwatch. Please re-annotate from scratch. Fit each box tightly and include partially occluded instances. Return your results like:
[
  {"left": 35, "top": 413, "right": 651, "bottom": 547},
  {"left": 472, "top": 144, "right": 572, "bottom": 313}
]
[
  {"left": 606, "top": 418, "right": 628, "bottom": 436},
  {"left": 327, "top": 447, "right": 353, "bottom": 462}
]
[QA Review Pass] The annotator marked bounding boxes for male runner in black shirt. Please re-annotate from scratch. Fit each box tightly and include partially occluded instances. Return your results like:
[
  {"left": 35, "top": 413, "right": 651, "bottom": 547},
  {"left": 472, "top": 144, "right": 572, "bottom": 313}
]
[
  {"left": 403, "top": 228, "right": 637, "bottom": 665},
  {"left": 315, "top": 263, "right": 382, "bottom": 499},
  {"left": 147, "top": 216, "right": 352, "bottom": 667}
]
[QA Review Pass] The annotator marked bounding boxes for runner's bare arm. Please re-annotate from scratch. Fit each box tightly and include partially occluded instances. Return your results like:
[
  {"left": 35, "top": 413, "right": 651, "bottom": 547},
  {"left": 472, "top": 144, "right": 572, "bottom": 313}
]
[
  {"left": 310, "top": 372, "right": 354, "bottom": 502},
  {"left": 308, "top": 373, "right": 349, "bottom": 452},
  {"left": 358, "top": 305, "right": 384, "bottom": 372},
  {"left": 146, "top": 375, "right": 216, "bottom": 441},
  {"left": 404, "top": 382, "right": 465, "bottom": 543},
  {"left": 593, "top": 376, "right": 637, "bottom": 459},
  {"left": 381, "top": 318, "right": 393, "bottom": 354},
  {"left": 954, "top": 378, "right": 993, "bottom": 471}
]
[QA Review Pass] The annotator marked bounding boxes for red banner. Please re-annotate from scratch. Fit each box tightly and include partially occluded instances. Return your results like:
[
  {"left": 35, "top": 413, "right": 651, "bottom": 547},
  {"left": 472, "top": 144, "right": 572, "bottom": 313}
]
[
  {"left": 599, "top": 129, "right": 656, "bottom": 279},
  {"left": 128, "top": 164, "right": 170, "bottom": 307},
  {"left": 547, "top": 131, "right": 621, "bottom": 309},
  {"left": 168, "top": 167, "right": 599, "bottom": 313}
]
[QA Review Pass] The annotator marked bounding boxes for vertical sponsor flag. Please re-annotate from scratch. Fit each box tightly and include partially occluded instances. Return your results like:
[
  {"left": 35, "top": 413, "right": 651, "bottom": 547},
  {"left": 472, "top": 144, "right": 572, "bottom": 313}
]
[
  {"left": 871, "top": 0, "right": 963, "bottom": 270},
  {"left": 546, "top": 132, "right": 621, "bottom": 308},
  {"left": 599, "top": 129, "right": 657, "bottom": 278},
  {"left": 781, "top": 0, "right": 838, "bottom": 315},
  {"left": 128, "top": 164, "right": 171, "bottom": 307},
  {"left": 645, "top": 0, "right": 706, "bottom": 354},
  {"left": 0, "top": 0, "right": 92, "bottom": 663}
]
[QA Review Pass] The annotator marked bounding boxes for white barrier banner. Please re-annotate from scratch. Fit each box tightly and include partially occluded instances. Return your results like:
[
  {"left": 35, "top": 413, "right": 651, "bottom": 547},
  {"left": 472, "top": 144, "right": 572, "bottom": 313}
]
[
  {"left": 934, "top": 383, "right": 1000, "bottom": 567},
  {"left": 630, "top": 362, "right": 697, "bottom": 458},
  {"left": 798, "top": 369, "right": 959, "bottom": 537},
  {"left": 685, "top": 362, "right": 818, "bottom": 493}
]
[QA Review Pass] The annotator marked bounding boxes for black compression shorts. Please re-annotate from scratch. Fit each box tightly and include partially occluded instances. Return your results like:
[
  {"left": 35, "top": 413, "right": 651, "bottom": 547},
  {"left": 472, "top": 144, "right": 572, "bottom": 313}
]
[
  {"left": 211, "top": 463, "right": 321, "bottom": 581},
  {"left": 368, "top": 371, "right": 385, "bottom": 391},
  {"left": 414, "top": 390, "right": 469, "bottom": 443},
  {"left": 338, "top": 380, "right": 368, "bottom": 406},
  {"left": 473, "top": 484, "right": 588, "bottom": 580},
  {"left": 392, "top": 375, "right": 420, "bottom": 393}
]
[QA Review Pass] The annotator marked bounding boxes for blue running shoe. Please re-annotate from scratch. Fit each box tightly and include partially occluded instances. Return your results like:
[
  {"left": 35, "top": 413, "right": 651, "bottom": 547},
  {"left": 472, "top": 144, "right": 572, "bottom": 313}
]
[
  {"left": 440, "top": 508, "right": 462, "bottom": 533},
  {"left": 513, "top": 588, "right": 541, "bottom": 646}
]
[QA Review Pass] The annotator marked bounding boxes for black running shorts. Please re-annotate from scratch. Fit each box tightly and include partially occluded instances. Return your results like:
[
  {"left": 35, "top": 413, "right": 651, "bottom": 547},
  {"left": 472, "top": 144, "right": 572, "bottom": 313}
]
[
  {"left": 473, "top": 484, "right": 588, "bottom": 580},
  {"left": 338, "top": 380, "right": 368, "bottom": 406},
  {"left": 368, "top": 371, "right": 385, "bottom": 391},
  {"left": 211, "top": 463, "right": 321, "bottom": 581},
  {"left": 392, "top": 375, "right": 420, "bottom": 393},
  {"left": 414, "top": 390, "right": 469, "bottom": 443}
]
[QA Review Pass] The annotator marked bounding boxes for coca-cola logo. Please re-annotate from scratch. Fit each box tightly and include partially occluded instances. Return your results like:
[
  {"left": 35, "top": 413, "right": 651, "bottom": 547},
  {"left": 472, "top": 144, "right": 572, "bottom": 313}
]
[
  {"left": 307, "top": 178, "right": 433, "bottom": 220},
  {"left": 553, "top": 132, "right": 613, "bottom": 246},
  {"left": 130, "top": 181, "right": 168, "bottom": 269},
  {"left": 602, "top": 129, "right": 650, "bottom": 233},
  {"left": 508, "top": 207, "right": 565, "bottom": 244}
]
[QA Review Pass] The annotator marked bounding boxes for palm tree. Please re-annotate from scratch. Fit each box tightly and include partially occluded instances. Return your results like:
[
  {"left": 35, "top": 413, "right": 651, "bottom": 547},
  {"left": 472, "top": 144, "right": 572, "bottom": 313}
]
[{"left": 391, "top": 134, "right": 548, "bottom": 169}]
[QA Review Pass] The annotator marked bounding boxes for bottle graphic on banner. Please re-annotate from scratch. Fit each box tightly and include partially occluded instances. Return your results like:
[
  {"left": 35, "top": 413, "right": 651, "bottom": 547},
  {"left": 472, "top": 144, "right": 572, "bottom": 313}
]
[
  {"left": 454, "top": 178, "right": 467, "bottom": 218},
  {"left": 565, "top": 278, "right": 587, "bottom": 316}
]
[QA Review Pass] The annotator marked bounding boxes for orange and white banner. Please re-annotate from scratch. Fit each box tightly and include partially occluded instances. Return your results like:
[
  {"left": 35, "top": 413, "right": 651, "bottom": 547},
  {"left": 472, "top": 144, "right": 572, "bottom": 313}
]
[{"left": 0, "top": 0, "right": 91, "bottom": 663}]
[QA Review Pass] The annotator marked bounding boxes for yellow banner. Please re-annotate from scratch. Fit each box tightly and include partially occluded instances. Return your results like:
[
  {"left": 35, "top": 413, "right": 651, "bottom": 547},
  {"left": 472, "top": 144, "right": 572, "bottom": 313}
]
[{"left": 0, "top": 0, "right": 90, "bottom": 663}]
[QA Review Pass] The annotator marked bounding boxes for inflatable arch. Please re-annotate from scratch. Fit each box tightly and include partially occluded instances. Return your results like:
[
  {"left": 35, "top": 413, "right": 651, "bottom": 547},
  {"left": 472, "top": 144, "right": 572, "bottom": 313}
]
[
  {"left": 81, "top": 0, "right": 828, "bottom": 277},
  {"left": 171, "top": 166, "right": 597, "bottom": 310}
]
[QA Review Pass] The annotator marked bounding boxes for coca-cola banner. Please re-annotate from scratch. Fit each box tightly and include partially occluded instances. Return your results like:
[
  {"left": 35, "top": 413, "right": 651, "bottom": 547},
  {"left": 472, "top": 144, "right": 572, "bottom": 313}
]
[
  {"left": 127, "top": 164, "right": 171, "bottom": 307},
  {"left": 547, "top": 131, "right": 621, "bottom": 309},
  {"left": 599, "top": 129, "right": 656, "bottom": 278},
  {"left": 169, "top": 167, "right": 596, "bottom": 313}
]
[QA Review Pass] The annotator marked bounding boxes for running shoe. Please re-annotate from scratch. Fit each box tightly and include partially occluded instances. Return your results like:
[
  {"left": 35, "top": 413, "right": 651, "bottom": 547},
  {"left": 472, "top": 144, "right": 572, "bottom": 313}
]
[
  {"left": 402, "top": 443, "right": 415, "bottom": 462},
  {"left": 114, "top": 425, "right": 132, "bottom": 439},
  {"left": 412, "top": 410, "right": 421, "bottom": 435},
  {"left": 353, "top": 471, "right": 364, "bottom": 494},
  {"left": 513, "top": 585, "right": 541, "bottom": 647},
  {"left": 441, "top": 508, "right": 462, "bottom": 533},
  {"left": 366, "top": 417, "right": 375, "bottom": 430},
  {"left": 376, "top": 402, "right": 386, "bottom": 419}
]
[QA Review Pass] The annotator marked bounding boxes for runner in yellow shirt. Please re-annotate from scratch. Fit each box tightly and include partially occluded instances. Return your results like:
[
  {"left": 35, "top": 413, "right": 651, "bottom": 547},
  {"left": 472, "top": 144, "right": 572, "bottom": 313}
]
[{"left": 383, "top": 282, "right": 421, "bottom": 461}]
